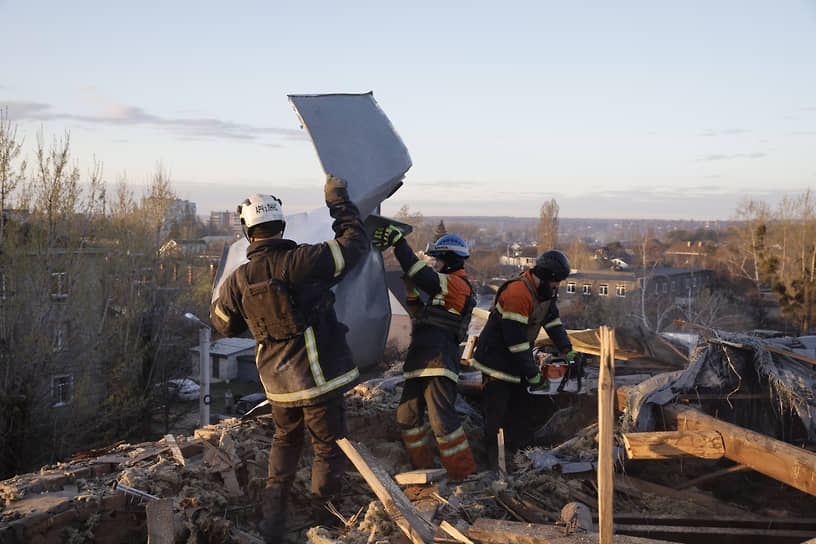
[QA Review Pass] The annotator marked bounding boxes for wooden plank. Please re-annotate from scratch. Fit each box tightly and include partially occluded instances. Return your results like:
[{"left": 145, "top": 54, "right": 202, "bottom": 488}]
[
  {"left": 337, "top": 437, "right": 436, "bottom": 544},
  {"left": 163, "top": 434, "right": 186, "bottom": 466},
  {"left": 606, "top": 513, "right": 816, "bottom": 530},
  {"left": 597, "top": 325, "right": 615, "bottom": 544},
  {"left": 467, "top": 518, "right": 680, "bottom": 544},
  {"left": 461, "top": 335, "right": 478, "bottom": 362},
  {"left": 617, "top": 385, "right": 634, "bottom": 412},
  {"left": 667, "top": 405, "right": 816, "bottom": 497},
  {"left": 613, "top": 473, "right": 750, "bottom": 517},
  {"left": 146, "top": 498, "right": 174, "bottom": 544},
  {"left": 614, "top": 523, "right": 816, "bottom": 542},
  {"left": 440, "top": 520, "right": 475, "bottom": 544},
  {"left": 394, "top": 468, "right": 447, "bottom": 486},
  {"left": 622, "top": 430, "right": 724, "bottom": 460}
]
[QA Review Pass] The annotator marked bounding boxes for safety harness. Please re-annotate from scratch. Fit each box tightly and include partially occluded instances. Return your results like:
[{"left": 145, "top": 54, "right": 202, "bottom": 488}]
[{"left": 240, "top": 250, "right": 333, "bottom": 341}]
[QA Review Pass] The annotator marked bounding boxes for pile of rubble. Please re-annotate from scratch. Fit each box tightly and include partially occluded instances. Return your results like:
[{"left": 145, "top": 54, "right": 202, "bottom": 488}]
[{"left": 2, "top": 328, "right": 816, "bottom": 543}]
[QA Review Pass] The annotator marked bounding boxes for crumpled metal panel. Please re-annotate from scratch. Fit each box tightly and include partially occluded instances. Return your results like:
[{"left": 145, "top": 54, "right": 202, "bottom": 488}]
[
  {"left": 288, "top": 92, "right": 411, "bottom": 219},
  {"left": 212, "top": 92, "right": 411, "bottom": 370}
]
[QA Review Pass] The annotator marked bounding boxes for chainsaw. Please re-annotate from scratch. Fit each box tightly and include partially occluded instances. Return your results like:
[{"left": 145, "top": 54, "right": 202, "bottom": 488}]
[{"left": 526, "top": 352, "right": 584, "bottom": 395}]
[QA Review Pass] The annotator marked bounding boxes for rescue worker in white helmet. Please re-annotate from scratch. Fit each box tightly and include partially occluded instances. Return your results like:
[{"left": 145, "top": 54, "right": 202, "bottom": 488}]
[
  {"left": 210, "top": 175, "right": 369, "bottom": 542},
  {"left": 470, "top": 249, "right": 577, "bottom": 471},
  {"left": 372, "top": 227, "right": 478, "bottom": 480}
]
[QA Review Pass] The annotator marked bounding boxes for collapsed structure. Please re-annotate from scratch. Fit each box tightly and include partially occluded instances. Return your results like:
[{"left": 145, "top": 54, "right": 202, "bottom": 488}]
[{"left": 2, "top": 323, "right": 815, "bottom": 543}]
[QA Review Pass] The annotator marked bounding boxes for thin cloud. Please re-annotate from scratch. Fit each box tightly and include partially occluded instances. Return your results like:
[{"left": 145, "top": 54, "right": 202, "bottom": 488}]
[
  {"left": 699, "top": 128, "right": 749, "bottom": 137},
  {"left": 698, "top": 152, "right": 766, "bottom": 161},
  {"left": 1, "top": 99, "right": 306, "bottom": 142}
]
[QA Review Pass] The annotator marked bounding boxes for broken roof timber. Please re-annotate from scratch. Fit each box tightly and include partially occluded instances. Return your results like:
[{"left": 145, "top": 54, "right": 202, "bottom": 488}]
[{"left": 664, "top": 405, "right": 816, "bottom": 497}]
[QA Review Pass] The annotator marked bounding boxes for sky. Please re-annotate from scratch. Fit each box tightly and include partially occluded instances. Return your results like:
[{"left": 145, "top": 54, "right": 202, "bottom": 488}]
[{"left": 1, "top": 1, "right": 815, "bottom": 220}]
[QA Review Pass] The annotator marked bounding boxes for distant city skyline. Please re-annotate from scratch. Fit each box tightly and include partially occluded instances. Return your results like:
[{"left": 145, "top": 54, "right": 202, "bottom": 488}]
[{"left": 2, "top": 1, "right": 814, "bottom": 220}]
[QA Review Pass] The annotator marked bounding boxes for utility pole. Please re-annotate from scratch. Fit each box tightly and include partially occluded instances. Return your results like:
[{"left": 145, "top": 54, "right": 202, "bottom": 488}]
[{"left": 185, "top": 313, "right": 211, "bottom": 428}]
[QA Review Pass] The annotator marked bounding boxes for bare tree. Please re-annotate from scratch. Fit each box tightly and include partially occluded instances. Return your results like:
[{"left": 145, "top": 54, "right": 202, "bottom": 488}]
[
  {"left": 0, "top": 107, "right": 27, "bottom": 245},
  {"left": 32, "top": 130, "right": 81, "bottom": 248}
]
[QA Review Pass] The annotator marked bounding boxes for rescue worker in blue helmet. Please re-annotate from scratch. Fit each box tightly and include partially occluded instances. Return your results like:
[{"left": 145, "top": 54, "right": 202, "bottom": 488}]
[
  {"left": 210, "top": 175, "right": 369, "bottom": 542},
  {"left": 471, "top": 249, "right": 577, "bottom": 471},
  {"left": 373, "top": 227, "right": 478, "bottom": 480}
]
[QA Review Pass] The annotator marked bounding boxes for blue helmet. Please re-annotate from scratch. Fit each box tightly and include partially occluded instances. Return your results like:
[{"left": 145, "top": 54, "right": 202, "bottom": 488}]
[{"left": 426, "top": 234, "right": 469, "bottom": 258}]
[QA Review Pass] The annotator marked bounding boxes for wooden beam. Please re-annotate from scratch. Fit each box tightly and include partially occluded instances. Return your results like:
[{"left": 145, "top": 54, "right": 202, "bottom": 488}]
[
  {"left": 597, "top": 325, "right": 615, "bottom": 544},
  {"left": 498, "top": 428, "right": 506, "bottom": 478},
  {"left": 467, "top": 518, "right": 680, "bottom": 544},
  {"left": 394, "top": 468, "right": 447, "bottom": 486},
  {"left": 614, "top": 523, "right": 816, "bottom": 543},
  {"left": 337, "top": 438, "right": 436, "bottom": 544},
  {"left": 666, "top": 405, "right": 816, "bottom": 497},
  {"left": 622, "top": 430, "right": 724, "bottom": 460}
]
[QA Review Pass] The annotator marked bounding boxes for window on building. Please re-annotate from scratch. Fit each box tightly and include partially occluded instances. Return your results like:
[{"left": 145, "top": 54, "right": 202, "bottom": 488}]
[
  {"left": 684, "top": 278, "right": 690, "bottom": 288},
  {"left": 616, "top": 284, "right": 626, "bottom": 297},
  {"left": 662, "top": 282, "right": 668, "bottom": 294},
  {"left": 52, "top": 374, "right": 74, "bottom": 407},
  {"left": 582, "top": 284, "right": 592, "bottom": 295},
  {"left": 54, "top": 324, "right": 66, "bottom": 352},
  {"left": 670, "top": 280, "right": 676, "bottom": 291},
  {"left": 50, "top": 272, "right": 69, "bottom": 300},
  {"left": 566, "top": 282, "right": 576, "bottom": 294},
  {"left": 599, "top": 284, "right": 609, "bottom": 296}
]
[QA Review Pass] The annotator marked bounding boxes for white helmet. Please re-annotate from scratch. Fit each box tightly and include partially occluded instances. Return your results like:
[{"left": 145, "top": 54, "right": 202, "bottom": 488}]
[{"left": 237, "top": 194, "right": 285, "bottom": 240}]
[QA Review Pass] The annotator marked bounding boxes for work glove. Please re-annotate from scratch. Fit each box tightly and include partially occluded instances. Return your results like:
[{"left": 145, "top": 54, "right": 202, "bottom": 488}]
[
  {"left": 324, "top": 175, "right": 348, "bottom": 202},
  {"left": 564, "top": 349, "right": 577, "bottom": 362},
  {"left": 526, "top": 373, "right": 549, "bottom": 392},
  {"left": 372, "top": 224, "right": 403, "bottom": 249}
]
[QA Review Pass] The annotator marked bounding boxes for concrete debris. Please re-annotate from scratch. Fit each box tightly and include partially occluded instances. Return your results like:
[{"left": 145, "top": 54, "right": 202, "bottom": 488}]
[{"left": 2, "top": 341, "right": 816, "bottom": 543}]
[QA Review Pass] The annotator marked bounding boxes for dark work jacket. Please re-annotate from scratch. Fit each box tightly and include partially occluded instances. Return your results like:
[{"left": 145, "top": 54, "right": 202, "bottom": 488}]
[
  {"left": 471, "top": 269, "right": 572, "bottom": 383},
  {"left": 393, "top": 238, "right": 474, "bottom": 383},
  {"left": 210, "top": 185, "right": 369, "bottom": 407}
]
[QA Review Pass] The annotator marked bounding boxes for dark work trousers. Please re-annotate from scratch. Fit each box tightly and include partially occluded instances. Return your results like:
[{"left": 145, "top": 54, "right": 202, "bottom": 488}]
[
  {"left": 481, "top": 378, "right": 534, "bottom": 470},
  {"left": 267, "top": 395, "right": 347, "bottom": 499},
  {"left": 397, "top": 376, "right": 461, "bottom": 438}
]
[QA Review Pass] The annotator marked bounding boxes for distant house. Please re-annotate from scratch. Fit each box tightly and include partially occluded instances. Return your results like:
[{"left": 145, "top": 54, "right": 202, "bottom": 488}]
[
  {"left": 190, "top": 337, "right": 256, "bottom": 383},
  {"left": 664, "top": 240, "right": 717, "bottom": 268},
  {"left": 564, "top": 266, "right": 714, "bottom": 303},
  {"left": 159, "top": 239, "right": 207, "bottom": 258}
]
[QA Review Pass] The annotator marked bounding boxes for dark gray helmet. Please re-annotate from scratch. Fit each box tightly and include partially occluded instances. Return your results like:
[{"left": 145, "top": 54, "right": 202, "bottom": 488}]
[{"left": 534, "top": 250, "right": 571, "bottom": 282}]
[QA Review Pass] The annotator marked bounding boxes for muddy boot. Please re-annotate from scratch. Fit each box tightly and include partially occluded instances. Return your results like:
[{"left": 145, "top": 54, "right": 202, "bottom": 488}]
[{"left": 260, "top": 483, "right": 288, "bottom": 543}]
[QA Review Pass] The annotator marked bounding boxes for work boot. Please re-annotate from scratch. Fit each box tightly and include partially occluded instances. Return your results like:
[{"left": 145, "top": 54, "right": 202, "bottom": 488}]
[
  {"left": 401, "top": 425, "right": 433, "bottom": 469},
  {"left": 437, "top": 427, "right": 477, "bottom": 480},
  {"left": 260, "top": 483, "right": 288, "bottom": 543}
]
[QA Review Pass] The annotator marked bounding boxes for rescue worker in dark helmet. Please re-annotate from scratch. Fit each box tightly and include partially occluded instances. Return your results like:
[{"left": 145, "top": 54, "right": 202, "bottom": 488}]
[
  {"left": 210, "top": 175, "right": 369, "bottom": 542},
  {"left": 372, "top": 227, "right": 478, "bottom": 480},
  {"left": 470, "top": 249, "right": 577, "bottom": 471}
]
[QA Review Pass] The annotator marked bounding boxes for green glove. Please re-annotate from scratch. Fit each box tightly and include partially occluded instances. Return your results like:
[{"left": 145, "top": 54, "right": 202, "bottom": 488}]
[
  {"left": 526, "top": 373, "right": 549, "bottom": 392},
  {"left": 564, "top": 349, "right": 577, "bottom": 362},
  {"left": 372, "top": 224, "right": 403, "bottom": 249}
]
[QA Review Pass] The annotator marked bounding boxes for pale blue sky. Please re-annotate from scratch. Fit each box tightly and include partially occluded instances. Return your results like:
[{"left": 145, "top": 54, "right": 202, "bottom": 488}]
[{"left": 2, "top": 1, "right": 815, "bottom": 220}]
